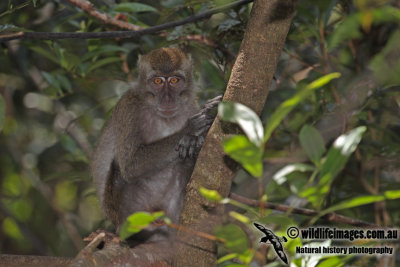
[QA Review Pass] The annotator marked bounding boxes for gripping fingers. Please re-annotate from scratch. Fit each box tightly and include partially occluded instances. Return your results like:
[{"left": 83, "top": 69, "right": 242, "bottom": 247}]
[
  {"left": 204, "top": 95, "right": 222, "bottom": 110},
  {"left": 177, "top": 95, "right": 222, "bottom": 159},
  {"left": 176, "top": 135, "right": 203, "bottom": 159}
]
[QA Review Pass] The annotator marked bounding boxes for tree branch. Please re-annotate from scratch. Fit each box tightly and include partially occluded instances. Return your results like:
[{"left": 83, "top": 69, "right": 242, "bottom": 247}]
[
  {"left": 0, "top": 0, "right": 252, "bottom": 42},
  {"left": 65, "top": 0, "right": 143, "bottom": 31},
  {"left": 65, "top": 0, "right": 217, "bottom": 47},
  {"left": 229, "top": 193, "right": 380, "bottom": 228},
  {"left": 0, "top": 255, "right": 72, "bottom": 267}
]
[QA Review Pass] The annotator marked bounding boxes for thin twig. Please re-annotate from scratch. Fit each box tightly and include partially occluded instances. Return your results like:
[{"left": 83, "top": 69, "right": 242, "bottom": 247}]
[
  {"left": 66, "top": 0, "right": 217, "bottom": 48},
  {"left": 65, "top": 0, "right": 143, "bottom": 31},
  {"left": 229, "top": 192, "right": 380, "bottom": 228},
  {"left": 0, "top": 0, "right": 253, "bottom": 42},
  {"left": 167, "top": 222, "right": 225, "bottom": 243}
]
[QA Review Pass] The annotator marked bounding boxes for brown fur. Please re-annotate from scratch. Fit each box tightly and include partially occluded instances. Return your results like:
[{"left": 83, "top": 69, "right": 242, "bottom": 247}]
[{"left": 92, "top": 48, "right": 198, "bottom": 237}]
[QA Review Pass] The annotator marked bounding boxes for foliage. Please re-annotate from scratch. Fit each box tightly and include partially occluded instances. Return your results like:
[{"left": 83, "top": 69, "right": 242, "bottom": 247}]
[
  {"left": 119, "top": 211, "right": 167, "bottom": 240},
  {"left": 0, "top": 0, "right": 400, "bottom": 266}
]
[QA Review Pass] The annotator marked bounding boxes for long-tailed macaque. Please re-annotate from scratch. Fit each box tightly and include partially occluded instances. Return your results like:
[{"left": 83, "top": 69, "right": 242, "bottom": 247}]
[{"left": 91, "top": 48, "right": 221, "bottom": 248}]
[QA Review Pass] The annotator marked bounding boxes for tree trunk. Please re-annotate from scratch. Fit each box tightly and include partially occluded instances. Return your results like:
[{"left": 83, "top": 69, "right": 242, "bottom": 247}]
[{"left": 173, "top": 0, "right": 297, "bottom": 266}]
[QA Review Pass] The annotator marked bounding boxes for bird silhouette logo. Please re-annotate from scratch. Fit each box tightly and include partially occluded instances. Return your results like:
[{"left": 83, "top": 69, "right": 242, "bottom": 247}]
[{"left": 254, "top": 222, "right": 288, "bottom": 264}]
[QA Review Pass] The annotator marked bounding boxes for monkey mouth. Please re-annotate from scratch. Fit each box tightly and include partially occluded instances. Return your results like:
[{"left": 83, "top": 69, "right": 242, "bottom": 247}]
[{"left": 157, "top": 108, "right": 178, "bottom": 118}]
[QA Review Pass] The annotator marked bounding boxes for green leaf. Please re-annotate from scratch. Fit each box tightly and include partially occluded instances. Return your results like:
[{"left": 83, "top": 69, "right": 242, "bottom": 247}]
[
  {"left": 119, "top": 211, "right": 164, "bottom": 240},
  {"left": 315, "top": 191, "right": 400, "bottom": 223},
  {"left": 311, "top": 195, "right": 386, "bottom": 224},
  {"left": 223, "top": 135, "right": 263, "bottom": 177},
  {"left": 161, "top": 0, "right": 183, "bottom": 8},
  {"left": 264, "top": 73, "right": 341, "bottom": 142},
  {"left": 229, "top": 211, "right": 250, "bottom": 224},
  {"left": 219, "top": 102, "right": 264, "bottom": 147},
  {"left": 41, "top": 71, "right": 62, "bottom": 92},
  {"left": 214, "top": 224, "right": 249, "bottom": 254},
  {"left": 0, "top": 94, "right": 5, "bottom": 132},
  {"left": 318, "top": 256, "right": 347, "bottom": 267},
  {"left": 87, "top": 57, "right": 122, "bottom": 73},
  {"left": 199, "top": 187, "right": 222, "bottom": 202},
  {"left": 299, "top": 125, "right": 326, "bottom": 164},
  {"left": 56, "top": 74, "right": 72, "bottom": 93},
  {"left": 81, "top": 45, "right": 129, "bottom": 62},
  {"left": 273, "top": 163, "right": 315, "bottom": 185},
  {"left": 328, "top": 14, "right": 362, "bottom": 51},
  {"left": 30, "top": 46, "right": 59, "bottom": 65},
  {"left": 217, "top": 253, "right": 238, "bottom": 264},
  {"left": 218, "top": 18, "right": 241, "bottom": 32},
  {"left": 113, "top": 3, "right": 158, "bottom": 13},
  {"left": 384, "top": 190, "right": 400, "bottom": 199},
  {"left": 0, "top": 24, "right": 28, "bottom": 32},
  {"left": 301, "top": 126, "right": 366, "bottom": 207},
  {"left": 319, "top": 126, "right": 366, "bottom": 179},
  {"left": 370, "top": 30, "right": 400, "bottom": 86},
  {"left": 237, "top": 249, "right": 255, "bottom": 265}
]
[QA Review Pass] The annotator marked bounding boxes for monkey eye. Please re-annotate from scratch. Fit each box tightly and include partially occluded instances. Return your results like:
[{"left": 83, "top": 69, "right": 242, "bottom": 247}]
[
  {"left": 154, "top": 77, "right": 163, "bottom": 85},
  {"left": 169, "top": 77, "right": 179, "bottom": 84}
]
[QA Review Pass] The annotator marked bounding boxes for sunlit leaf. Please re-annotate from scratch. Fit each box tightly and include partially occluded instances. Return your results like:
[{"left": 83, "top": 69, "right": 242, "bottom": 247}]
[
  {"left": 199, "top": 187, "right": 222, "bottom": 202},
  {"left": 317, "top": 256, "right": 347, "bottom": 267},
  {"left": 273, "top": 163, "right": 315, "bottom": 185},
  {"left": 384, "top": 190, "right": 400, "bottom": 199},
  {"left": 264, "top": 73, "right": 341, "bottom": 142},
  {"left": 219, "top": 102, "right": 264, "bottom": 147},
  {"left": 319, "top": 126, "right": 366, "bottom": 179},
  {"left": 119, "top": 211, "right": 164, "bottom": 240},
  {"left": 2, "top": 217, "right": 24, "bottom": 241},
  {"left": 229, "top": 211, "right": 250, "bottom": 224},
  {"left": 237, "top": 249, "right": 255, "bottom": 265},
  {"left": 223, "top": 135, "right": 263, "bottom": 177},
  {"left": 299, "top": 125, "right": 326, "bottom": 164},
  {"left": 217, "top": 253, "right": 238, "bottom": 264}
]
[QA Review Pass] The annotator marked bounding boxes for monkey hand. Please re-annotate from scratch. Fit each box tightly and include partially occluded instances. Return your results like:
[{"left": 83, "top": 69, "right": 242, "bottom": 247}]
[{"left": 176, "top": 95, "right": 222, "bottom": 159}]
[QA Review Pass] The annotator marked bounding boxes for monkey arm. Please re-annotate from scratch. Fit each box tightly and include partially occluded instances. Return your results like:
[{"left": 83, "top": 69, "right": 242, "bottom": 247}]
[
  {"left": 131, "top": 95, "right": 223, "bottom": 177},
  {"left": 119, "top": 95, "right": 222, "bottom": 180},
  {"left": 91, "top": 118, "right": 118, "bottom": 208}
]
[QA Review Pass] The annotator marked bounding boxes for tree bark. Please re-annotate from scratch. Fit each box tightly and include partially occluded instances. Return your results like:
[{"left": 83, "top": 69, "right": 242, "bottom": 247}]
[
  {"left": 0, "top": 254, "right": 72, "bottom": 267},
  {"left": 173, "top": 0, "right": 297, "bottom": 266}
]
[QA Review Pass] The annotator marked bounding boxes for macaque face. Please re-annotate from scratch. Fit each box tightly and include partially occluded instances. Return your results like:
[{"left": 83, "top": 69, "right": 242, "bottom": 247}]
[
  {"left": 138, "top": 48, "right": 193, "bottom": 119},
  {"left": 146, "top": 74, "right": 187, "bottom": 118}
]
